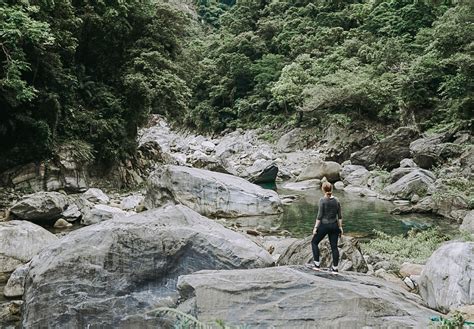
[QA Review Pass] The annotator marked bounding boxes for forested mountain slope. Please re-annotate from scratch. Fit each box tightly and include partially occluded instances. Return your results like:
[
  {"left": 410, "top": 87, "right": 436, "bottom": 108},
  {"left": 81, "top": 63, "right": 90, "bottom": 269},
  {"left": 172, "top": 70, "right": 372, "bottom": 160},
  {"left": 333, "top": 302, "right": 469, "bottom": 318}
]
[
  {"left": 190, "top": 0, "right": 473, "bottom": 132},
  {"left": 0, "top": 0, "right": 193, "bottom": 171},
  {"left": 1, "top": 0, "right": 472, "bottom": 172}
]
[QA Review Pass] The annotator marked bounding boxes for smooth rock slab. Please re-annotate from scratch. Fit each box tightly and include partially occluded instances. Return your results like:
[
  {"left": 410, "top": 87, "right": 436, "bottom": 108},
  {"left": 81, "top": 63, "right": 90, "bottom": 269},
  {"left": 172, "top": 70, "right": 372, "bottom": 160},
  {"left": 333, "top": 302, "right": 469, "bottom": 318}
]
[
  {"left": 145, "top": 165, "right": 282, "bottom": 218},
  {"left": 177, "top": 266, "right": 439, "bottom": 328},
  {"left": 419, "top": 241, "right": 473, "bottom": 312},
  {"left": 0, "top": 221, "right": 58, "bottom": 275},
  {"left": 22, "top": 205, "right": 274, "bottom": 328}
]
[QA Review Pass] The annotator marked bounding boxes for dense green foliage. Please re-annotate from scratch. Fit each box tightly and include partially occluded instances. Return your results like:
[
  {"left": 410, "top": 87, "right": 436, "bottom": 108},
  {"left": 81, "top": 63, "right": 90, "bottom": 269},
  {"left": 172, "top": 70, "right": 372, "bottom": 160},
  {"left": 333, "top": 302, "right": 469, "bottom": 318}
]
[
  {"left": 363, "top": 228, "right": 450, "bottom": 264},
  {"left": 188, "top": 0, "right": 473, "bottom": 132},
  {"left": 0, "top": 0, "right": 191, "bottom": 170},
  {"left": 1, "top": 0, "right": 472, "bottom": 170}
]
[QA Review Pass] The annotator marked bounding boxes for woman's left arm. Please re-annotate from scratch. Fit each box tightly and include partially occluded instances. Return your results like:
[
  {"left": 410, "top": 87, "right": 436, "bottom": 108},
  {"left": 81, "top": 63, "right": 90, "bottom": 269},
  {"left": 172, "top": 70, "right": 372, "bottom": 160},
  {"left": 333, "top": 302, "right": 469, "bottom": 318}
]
[{"left": 313, "top": 219, "right": 321, "bottom": 235}]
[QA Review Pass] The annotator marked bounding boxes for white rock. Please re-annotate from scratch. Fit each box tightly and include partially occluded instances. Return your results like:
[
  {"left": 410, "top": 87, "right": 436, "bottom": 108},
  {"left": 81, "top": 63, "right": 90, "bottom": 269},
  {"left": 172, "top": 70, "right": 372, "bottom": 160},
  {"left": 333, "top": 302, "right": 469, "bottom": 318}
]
[
  {"left": 53, "top": 218, "right": 72, "bottom": 229},
  {"left": 460, "top": 210, "right": 474, "bottom": 234},
  {"left": 340, "top": 165, "right": 366, "bottom": 180},
  {"left": 201, "top": 141, "right": 216, "bottom": 153},
  {"left": 400, "top": 262, "right": 424, "bottom": 277},
  {"left": 145, "top": 165, "right": 282, "bottom": 218},
  {"left": 81, "top": 204, "right": 129, "bottom": 226},
  {"left": 297, "top": 160, "right": 341, "bottom": 183},
  {"left": 343, "top": 168, "right": 371, "bottom": 187},
  {"left": 382, "top": 170, "right": 435, "bottom": 200},
  {"left": 62, "top": 204, "right": 81, "bottom": 221},
  {"left": 393, "top": 200, "right": 411, "bottom": 206},
  {"left": 4, "top": 262, "right": 29, "bottom": 297},
  {"left": 403, "top": 277, "right": 416, "bottom": 290},
  {"left": 120, "top": 195, "right": 144, "bottom": 211},
  {"left": 10, "top": 191, "right": 68, "bottom": 221},
  {"left": 282, "top": 179, "right": 321, "bottom": 191},
  {"left": 171, "top": 153, "right": 187, "bottom": 165},
  {"left": 419, "top": 241, "right": 474, "bottom": 312},
  {"left": 0, "top": 221, "right": 58, "bottom": 274},
  {"left": 334, "top": 181, "right": 345, "bottom": 190},
  {"left": 400, "top": 158, "right": 417, "bottom": 168},
  {"left": 250, "top": 148, "right": 273, "bottom": 161},
  {"left": 411, "top": 194, "right": 420, "bottom": 204},
  {"left": 83, "top": 188, "right": 110, "bottom": 204}
]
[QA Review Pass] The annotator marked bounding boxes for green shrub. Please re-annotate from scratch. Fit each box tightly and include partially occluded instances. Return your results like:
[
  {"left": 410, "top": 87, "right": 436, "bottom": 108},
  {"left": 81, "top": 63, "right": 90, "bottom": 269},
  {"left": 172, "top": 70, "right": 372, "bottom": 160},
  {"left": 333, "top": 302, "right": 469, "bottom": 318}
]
[{"left": 363, "top": 228, "right": 450, "bottom": 264}]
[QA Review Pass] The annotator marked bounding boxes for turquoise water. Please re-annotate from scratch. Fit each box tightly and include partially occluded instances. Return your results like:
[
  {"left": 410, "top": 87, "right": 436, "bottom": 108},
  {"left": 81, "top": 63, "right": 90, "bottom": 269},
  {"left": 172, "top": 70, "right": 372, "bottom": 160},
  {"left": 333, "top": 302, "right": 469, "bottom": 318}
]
[{"left": 277, "top": 186, "right": 458, "bottom": 239}]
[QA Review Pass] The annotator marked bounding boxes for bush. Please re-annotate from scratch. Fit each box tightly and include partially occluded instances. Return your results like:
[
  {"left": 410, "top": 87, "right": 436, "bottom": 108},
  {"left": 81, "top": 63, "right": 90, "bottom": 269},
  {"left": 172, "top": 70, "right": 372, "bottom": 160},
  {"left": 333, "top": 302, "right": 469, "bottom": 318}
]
[{"left": 363, "top": 228, "right": 450, "bottom": 264}]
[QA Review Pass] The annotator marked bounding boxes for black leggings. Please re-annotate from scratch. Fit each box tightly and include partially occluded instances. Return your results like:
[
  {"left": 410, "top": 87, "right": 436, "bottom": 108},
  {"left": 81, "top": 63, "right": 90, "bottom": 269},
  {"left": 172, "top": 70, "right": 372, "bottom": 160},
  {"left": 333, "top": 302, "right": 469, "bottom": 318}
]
[{"left": 311, "top": 222, "right": 340, "bottom": 266}]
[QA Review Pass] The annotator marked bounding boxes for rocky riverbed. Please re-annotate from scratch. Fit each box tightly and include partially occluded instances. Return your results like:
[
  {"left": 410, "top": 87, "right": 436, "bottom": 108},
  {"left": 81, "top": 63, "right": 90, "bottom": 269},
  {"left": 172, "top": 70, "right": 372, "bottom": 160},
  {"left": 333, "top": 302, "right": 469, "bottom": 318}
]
[{"left": 0, "top": 116, "right": 472, "bottom": 328}]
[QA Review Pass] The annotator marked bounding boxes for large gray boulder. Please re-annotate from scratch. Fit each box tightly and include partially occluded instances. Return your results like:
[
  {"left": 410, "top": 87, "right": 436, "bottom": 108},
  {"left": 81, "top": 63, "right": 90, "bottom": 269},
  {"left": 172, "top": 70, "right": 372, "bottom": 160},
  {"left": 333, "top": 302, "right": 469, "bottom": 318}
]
[
  {"left": 0, "top": 221, "right": 58, "bottom": 276},
  {"left": 21, "top": 205, "right": 274, "bottom": 328},
  {"left": 382, "top": 170, "right": 435, "bottom": 200},
  {"left": 343, "top": 167, "right": 371, "bottom": 187},
  {"left": 80, "top": 204, "right": 130, "bottom": 226},
  {"left": 276, "top": 128, "right": 304, "bottom": 152},
  {"left": 246, "top": 160, "right": 279, "bottom": 184},
  {"left": 9, "top": 191, "right": 68, "bottom": 221},
  {"left": 419, "top": 242, "right": 473, "bottom": 313},
  {"left": 461, "top": 210, "right": 474, "bottom": 234},
  {"left": 433, "top": 193, "right": 469, "bottom": 222},
  {"left": 389, "top": 167, "right": 434, "bottom": 184},
  {"left": 340, "top": 164, "right": 366, "bottom": 181},
  {"left": 296, "top": 160, "right": 341, "bottom": 183},
  {"left": 350, "top": 127, "right": 419, "bottom": 170},
  {"left": 145, "top": 165, "right": 282, "bottom": 218},
  {"left": 82, "top": 188, "right": 110, "bottom": 204},
  {"left": 410, "top": 132, "right": 464, "bottom": 169},
  {"left": 177, "top": 266, "right": 439, "bottom": 328},
  {"left": 278, "top": 235, "right": 368, "bottom": 273}
]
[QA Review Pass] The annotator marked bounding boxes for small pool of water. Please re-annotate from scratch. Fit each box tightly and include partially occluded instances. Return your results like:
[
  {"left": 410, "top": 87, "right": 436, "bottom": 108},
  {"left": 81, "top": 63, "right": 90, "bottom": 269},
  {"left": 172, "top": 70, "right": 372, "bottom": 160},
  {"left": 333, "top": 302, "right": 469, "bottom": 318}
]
[{"left": 277, "top": 186, "right": 458, "bottom": 239}]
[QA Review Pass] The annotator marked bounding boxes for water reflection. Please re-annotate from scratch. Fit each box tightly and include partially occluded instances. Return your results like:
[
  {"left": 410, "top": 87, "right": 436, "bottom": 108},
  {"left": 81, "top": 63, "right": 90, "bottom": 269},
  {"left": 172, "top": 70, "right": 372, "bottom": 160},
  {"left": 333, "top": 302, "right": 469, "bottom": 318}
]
[{"left": 277, "top": 186, "right": 458, "bottom": 239}]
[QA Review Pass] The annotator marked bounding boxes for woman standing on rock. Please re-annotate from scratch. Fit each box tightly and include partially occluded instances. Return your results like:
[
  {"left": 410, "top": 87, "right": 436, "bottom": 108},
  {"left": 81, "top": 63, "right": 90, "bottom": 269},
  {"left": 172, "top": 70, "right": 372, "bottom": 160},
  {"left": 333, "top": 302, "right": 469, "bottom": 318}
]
[{"left": 310, "top": 182, "right": 343, "bottom": 272}]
